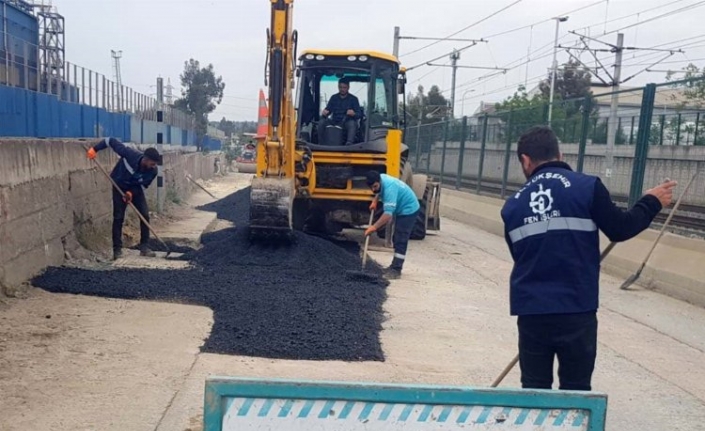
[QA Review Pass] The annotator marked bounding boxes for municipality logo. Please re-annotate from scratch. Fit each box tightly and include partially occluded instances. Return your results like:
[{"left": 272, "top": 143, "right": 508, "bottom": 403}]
[{"left": 529, "top": 184, "right": 553, "bottom": 215}]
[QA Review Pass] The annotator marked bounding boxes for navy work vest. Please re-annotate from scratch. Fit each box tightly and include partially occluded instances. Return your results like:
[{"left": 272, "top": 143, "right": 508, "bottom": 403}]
[{"left": 500, "top": 162, "right": 600, "bottom": 316}]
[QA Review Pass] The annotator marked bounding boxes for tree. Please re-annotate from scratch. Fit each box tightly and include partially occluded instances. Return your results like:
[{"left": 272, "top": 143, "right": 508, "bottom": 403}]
[
  {"left": 494, "top": 85, "right": 566, "bottom": 142},
  {"left": 174, "top": 59, "right": 225, "bottom": 151},
  {"left": 539, "top": 58, "right": 594, "bottom": 118},
  {"left": 403, "top": 85, "right": 450, "bottom": 127}
]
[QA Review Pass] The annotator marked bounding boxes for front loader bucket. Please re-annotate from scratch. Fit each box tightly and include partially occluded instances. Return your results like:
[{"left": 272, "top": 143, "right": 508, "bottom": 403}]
[{"left": 249, "top": 177, "right": 295, "bottom": 239}]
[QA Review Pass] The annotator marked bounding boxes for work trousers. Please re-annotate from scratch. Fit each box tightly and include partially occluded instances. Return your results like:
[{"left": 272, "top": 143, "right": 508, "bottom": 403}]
[
  {"left": 318, "top": 117, "right": 357, "bottom": 145},
  {"left": 517, "top": 311, "right": 597, "bottom": 391},
  {"left": 112, "top": 187, "right": 150, "bottom": 250},
  {"left": 390, "top": 211, "right": 417, "bottom": 271}
]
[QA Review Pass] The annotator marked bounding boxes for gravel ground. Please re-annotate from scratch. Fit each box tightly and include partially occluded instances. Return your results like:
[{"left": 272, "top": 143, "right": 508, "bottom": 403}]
[{"left": 32, "top": 188, "right": 389, "bottom": 361}]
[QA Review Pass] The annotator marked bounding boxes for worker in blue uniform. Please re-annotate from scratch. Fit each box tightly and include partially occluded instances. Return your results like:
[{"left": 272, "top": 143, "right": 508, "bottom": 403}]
[
  {"left": 87, "top": 137, "right": 161, "bottom": 260},
  {"left": 501, "top": 126, "right": 676, "bottom": 391},
  {"left": 364, "top": 171, "right": 420, "bottom": 280}
]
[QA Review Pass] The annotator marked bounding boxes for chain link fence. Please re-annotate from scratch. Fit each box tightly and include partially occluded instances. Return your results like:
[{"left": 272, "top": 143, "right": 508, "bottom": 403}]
[{"left": 411, "top": 77, "right": 705, "bottom": 228}]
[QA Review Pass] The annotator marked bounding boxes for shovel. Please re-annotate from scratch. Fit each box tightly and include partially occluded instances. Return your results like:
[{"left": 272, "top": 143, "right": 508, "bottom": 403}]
[
  {"left": 620, "top": 172, "right": 698, "bottom": 290},
  {"left": 345, "top": 210, "right": 381, "bottom": 282}
]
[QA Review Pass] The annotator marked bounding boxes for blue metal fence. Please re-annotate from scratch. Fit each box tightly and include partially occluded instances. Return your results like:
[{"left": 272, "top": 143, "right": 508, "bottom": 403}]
[{"left": 0, "top": 83, "right": 220, "bottom": 148}]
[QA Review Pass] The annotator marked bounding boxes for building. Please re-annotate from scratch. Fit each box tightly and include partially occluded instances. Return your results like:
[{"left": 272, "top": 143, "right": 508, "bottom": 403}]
[{"left": 0, "top": 0, "right": 40, "bottom": 90}]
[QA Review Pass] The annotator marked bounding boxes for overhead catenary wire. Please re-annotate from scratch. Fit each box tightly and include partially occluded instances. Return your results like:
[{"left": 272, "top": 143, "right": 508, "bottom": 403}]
[
  {"left": 601, "top": 0, "right": 705, "bottom": 36},
  {"left": 400, "top": 0, "right": 523, "bottom": 58},
  {"left": 573, "top": 0, "right": 690, "bottom": 33}
]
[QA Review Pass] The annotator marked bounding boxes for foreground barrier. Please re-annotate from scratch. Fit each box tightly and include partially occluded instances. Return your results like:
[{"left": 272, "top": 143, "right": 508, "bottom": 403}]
[{"left": 203, "top": 377, "right": 607, "bottom": 430}]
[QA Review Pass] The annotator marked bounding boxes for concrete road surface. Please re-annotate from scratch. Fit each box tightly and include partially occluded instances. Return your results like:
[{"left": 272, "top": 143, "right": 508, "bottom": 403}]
[{"left": 1, "top": 176, "right": 703, "bottom": 431}]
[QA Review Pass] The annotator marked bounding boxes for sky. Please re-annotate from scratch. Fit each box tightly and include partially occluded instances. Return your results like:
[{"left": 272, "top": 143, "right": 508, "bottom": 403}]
[{"left": 50, "top": 0, "right": 705, "bottom": 121}]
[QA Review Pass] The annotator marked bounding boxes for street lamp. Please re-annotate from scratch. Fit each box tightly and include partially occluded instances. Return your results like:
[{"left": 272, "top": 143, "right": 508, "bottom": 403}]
[
  {"left": 460, "top": 89, "right": 476, "bottom": 117},
  {"left": 547, "top": 16, "right": 568, "bottom": 126}
]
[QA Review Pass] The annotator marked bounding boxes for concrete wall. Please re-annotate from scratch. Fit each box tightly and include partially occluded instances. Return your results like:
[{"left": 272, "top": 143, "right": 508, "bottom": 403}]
[
  {"left": 440, "top": 188, "right": 705, "bottom": 308},
  {"left": 0, "top": 139, "right": 218, "bottom": 290},
  {"left": 427, "top": 142, "right": 705, "bottom": 206}
]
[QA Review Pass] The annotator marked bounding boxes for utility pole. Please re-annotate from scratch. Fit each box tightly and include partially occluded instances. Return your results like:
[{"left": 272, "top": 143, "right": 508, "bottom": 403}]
[
  {"left": 547, "top": 16, "right": 568, "bottom": 126},
  {"left": 450, "top": 50, "right": 460, "bottom": 118},
  {"left": 393, "top": 26, "right": 400, "bottom": 57},
  {"left": 425, "top": 59, "right": 507, "bottom": 118},
  {"left": 156, "top": 77, "right": 165, "bottom": 213},
  {"left": 415, "top": 93, "right": 424, "bottom": 168},
  {"left": 604, "top": 33, "right": 624, "bottom": 189},
  {"left": 561, "top": 30, "right": 681, "bottom": 188}
]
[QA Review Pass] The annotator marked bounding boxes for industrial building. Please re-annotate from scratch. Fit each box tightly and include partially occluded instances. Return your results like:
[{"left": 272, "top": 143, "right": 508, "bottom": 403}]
[{"left": 1, "top": 0, "right": 65, "bottom": 94}]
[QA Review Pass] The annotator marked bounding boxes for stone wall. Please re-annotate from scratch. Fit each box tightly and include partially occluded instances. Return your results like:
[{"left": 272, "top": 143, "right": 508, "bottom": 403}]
[{"left": 0, "top": 139, "right": 218, "bottom": 289}]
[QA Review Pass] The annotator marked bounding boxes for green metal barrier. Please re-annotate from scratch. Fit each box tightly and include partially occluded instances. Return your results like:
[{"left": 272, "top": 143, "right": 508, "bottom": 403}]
[{"left": 204, "top": 377, "right": 607, "bottom": 430}]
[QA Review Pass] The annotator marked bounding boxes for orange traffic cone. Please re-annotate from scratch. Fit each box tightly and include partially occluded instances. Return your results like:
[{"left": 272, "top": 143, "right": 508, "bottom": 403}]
[{"left": 256, "top": 89, "right": 268, "bottom": 139}]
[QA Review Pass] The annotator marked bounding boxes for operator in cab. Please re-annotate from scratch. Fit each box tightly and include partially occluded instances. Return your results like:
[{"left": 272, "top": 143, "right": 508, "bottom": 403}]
[
  {"left": 318, "top": 78, "right": 361, "bottom": 146},
  {"left": 364, "top": 171, "right": 420, "bottom": 280}
]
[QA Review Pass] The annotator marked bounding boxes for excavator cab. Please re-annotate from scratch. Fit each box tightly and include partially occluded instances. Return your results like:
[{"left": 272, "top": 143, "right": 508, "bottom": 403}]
[{"left": 295, "top": 51, "right": 405, "bottom": 154}]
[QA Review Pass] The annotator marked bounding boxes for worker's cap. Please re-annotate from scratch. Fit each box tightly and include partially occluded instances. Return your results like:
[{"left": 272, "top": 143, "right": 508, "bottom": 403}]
[
  {"left": 144, "top": 147, "right": 162, "bottom": 163},
  {"left": 365, "top": 170, "right": 381, "bottom": 186}
]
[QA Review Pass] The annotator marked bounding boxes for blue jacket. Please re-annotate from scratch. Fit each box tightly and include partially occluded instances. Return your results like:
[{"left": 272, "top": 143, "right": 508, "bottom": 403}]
[
  {"left": 379, "top": 173, "right": 420, "bottom": 217},
  {"left": 92, "top": 138, "right": 158, "bottom": 191},
  {"left": 501, "top": 161, "right": 662, "bottom": 316}
]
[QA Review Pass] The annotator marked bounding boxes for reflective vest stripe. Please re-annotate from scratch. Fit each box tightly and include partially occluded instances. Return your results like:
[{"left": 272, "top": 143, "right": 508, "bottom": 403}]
[
  {"left": 123, "top": 158, "right": 135, "bottom": 174},
  {"left": 508, "top": 217, "right": 597, "bottom": 244}
]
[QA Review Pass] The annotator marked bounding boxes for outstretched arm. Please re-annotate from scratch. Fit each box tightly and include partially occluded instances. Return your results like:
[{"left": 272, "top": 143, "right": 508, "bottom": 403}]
[
  {"left": 590, "top": 178, "right": 674, "bottom": 242},
  {"left": 92, "top": 137, "right": 140, "bottom": 159}
]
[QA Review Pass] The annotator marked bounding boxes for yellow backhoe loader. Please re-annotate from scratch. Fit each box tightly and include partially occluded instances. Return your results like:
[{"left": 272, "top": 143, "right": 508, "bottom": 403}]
[{"left": 249, "top": 0, "right": 441, "bottom": 240}]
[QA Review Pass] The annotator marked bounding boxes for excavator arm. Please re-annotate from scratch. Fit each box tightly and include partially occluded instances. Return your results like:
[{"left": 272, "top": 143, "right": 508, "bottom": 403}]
[{"left": 249, "top": 0, "right": 299, "bottom": 238}]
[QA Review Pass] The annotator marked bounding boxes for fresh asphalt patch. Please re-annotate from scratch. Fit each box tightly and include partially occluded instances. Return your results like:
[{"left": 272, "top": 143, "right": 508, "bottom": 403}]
[{"left": 33, "top": 188, "right": 389, "bottom": 361}]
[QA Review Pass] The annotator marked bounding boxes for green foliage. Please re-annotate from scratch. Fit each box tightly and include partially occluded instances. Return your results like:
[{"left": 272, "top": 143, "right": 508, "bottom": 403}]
[
  {"left": 493, "top": 59, "right": 598, "bottom": 143},
  {"left": 174, "top": 59, "right": 226, "bottom": 151}
]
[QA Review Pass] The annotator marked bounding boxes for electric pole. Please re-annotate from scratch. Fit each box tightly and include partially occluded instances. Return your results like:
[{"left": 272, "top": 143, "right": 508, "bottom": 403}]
[
  {"left": 604, "top": 33, "right": 624, "bottom": 188},
  {"left": 393, "top": 26, "right": 400, "bottom": 57},
  {"left": 547, "top": 16, "right": 569, "bottom": 126},
  {"left": 450, "top": 50, "right": 460, "bottom": 119},
  {"left": 425, "top": 58, "right": 508, "bottom": 117},
  {"left": 561, "top": 31, "right": 680, "bottom": 189}
]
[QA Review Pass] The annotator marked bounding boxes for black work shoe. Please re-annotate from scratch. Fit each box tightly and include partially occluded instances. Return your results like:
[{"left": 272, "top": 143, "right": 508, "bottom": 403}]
[
  {"left": 113, "top": 248, "right": 123, "bottom": 260},
  {"left": 383, "top": 267, "right": 402, "bottom": 280},
  {"left": 139, "top": 246, "right": 156, "bottom": 257}
]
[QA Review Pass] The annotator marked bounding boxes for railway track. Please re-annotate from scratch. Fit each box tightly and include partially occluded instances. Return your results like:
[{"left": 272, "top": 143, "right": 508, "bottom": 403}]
[{"left": 429, "top": 172, "right": 705, "bottom": 233}]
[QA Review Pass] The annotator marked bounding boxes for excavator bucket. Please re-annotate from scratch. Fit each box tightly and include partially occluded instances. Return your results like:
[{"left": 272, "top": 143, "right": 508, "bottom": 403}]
[{"left": 249, "top": 177, "right": 295, "bottom": 239}]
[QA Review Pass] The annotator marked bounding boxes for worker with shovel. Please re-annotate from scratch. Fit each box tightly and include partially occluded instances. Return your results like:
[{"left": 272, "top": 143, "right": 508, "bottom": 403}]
[
  {"left": 500, "top": 126, "right": 676, "bottom": 391},
  {"left": 87, "top": 138, "right": 161, "bottom": 260},
  {"left": 364, "top": 171, "right": 419, "bottom": 280}
]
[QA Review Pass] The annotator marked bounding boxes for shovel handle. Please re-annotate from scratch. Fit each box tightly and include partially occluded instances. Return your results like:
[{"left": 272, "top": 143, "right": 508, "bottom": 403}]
[{"left": 361, "top": 209, "right": 375, "bottom": 268}]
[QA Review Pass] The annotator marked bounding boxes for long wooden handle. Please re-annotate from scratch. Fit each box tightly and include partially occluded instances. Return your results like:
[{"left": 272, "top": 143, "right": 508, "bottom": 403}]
[
  {"left": 361, "top": 209, "right": 375, "bottom": 268},
  {"left": 84, "top": 144, "right": 170, "bottom": 253},
  {"left": 640, "top": 172, "right": 698, "bottom": 265}
]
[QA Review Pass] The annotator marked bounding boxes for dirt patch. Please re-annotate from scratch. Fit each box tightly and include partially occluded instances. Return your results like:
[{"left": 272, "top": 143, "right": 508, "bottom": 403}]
[{"left": 32, "top": 188, "right": 390, "bottom": 361}]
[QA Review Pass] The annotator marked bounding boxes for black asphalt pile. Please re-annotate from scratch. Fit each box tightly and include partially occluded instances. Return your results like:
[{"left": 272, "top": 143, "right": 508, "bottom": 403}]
[{"left": 33, "top": 188, "right": 389, "bottom": 361}]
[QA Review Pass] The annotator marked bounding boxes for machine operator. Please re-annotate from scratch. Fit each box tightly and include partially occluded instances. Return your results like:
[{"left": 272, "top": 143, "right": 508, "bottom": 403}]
[
  {"left": 318, "top": 78, "right": 361, "bottom": 146},
  {"left": 364, "top": 171, "right": 420, "bottom": 280}
]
